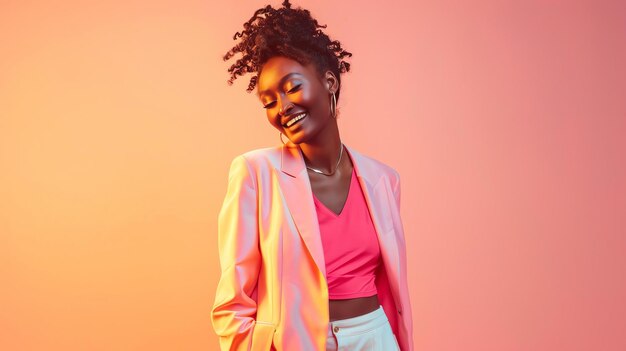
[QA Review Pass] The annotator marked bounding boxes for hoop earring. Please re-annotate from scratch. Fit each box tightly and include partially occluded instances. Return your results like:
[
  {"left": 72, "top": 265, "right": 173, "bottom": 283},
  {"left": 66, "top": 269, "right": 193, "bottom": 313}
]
[
  {"left": 330, "top": 92, "right": 337, "bottom": 119},
  {"left": 280, "top": 132, "right": 288, "bottom": 145}
]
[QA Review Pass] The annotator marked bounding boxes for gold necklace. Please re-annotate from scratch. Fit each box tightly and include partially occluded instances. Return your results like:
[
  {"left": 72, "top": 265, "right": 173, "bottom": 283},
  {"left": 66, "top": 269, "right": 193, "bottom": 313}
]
[{"left": 306, "top": 143, "right": 344, "bottom": 176}]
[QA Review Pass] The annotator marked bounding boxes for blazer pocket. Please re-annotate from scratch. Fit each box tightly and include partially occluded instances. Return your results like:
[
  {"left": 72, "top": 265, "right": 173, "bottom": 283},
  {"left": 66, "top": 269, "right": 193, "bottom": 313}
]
[{"left": 251, "top": 321, "right": 276, "bottom": 351}]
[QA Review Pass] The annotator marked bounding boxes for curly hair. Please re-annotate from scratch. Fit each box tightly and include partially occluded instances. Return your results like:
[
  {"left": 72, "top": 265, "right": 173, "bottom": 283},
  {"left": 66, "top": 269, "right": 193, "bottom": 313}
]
[{"left": 223, "top": 0, "right": 352, "bottom": 102}]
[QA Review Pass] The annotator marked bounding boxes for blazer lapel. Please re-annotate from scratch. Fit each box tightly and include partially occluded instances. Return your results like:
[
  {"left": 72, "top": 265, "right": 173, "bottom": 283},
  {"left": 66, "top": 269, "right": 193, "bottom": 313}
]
[
  {"left": 278, "top": 144, "right": 400, "bottom": 285},
  {"left": 278, "top": 145, "right": 327, "bottom": 279},
  {"left": 345, "top": 146, "right": 401, "bottom": 285}
]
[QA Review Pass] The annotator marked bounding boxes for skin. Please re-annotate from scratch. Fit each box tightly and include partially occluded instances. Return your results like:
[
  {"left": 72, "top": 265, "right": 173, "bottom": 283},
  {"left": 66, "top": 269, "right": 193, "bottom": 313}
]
[{"left": 257, "top": 56, "right": 380, "bottom": 321}]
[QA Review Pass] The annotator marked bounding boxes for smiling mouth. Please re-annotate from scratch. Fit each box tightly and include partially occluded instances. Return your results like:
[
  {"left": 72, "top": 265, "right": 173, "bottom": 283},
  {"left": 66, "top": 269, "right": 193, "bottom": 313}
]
[{"left": 284, "top": 112, "right": 307, "bottom": 128}]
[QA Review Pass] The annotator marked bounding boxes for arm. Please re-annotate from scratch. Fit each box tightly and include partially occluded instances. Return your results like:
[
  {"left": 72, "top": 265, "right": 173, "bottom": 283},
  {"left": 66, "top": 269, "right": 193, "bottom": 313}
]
[{"left": 211, "top": 155, "right": 261, "bottom": 351}]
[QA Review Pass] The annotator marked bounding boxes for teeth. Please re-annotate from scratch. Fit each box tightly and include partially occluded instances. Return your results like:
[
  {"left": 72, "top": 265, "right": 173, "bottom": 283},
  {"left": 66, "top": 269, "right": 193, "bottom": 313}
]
[{"left": 286, "top": 113, "right": 306, "bottom": 127}]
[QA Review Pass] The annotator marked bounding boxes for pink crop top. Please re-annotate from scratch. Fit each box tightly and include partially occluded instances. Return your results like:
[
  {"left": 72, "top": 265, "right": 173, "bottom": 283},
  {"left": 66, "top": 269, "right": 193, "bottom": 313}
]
[{"left": 313, "top": 167, "right": 381, "bottom": 300}]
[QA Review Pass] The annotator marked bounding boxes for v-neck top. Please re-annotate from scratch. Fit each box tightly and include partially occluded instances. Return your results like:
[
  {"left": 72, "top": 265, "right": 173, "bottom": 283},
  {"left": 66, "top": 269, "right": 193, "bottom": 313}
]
[{"left": 313, "top": 167, "right": 381, "bottom": 299}]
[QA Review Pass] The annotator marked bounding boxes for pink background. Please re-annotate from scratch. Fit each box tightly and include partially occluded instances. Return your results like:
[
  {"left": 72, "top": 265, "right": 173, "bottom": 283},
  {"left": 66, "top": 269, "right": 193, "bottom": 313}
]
[{"left": 2, "top": 0, "right": 625, "bottom": 350}]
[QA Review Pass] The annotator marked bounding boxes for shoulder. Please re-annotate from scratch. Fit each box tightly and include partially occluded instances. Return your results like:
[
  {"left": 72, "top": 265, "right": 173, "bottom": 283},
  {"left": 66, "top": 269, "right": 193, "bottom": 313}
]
[
  {"left": 239, "top": 146, "right": 281, "bottom": 160},
  {"left": 347, "top": 145, "right": 400, "bottom": 182},
  {"left": 239, "top": 146, "right": 281, "bottom": 167},
  {"left": 227, "top": 146, "right": 282, "bottom": 174}
]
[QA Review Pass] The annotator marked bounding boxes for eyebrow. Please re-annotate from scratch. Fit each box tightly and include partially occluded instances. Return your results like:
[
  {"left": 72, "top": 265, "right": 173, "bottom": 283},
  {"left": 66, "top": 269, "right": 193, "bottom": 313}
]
[{"left": 257, "top": 72, "right": 303, "bottom": 98}]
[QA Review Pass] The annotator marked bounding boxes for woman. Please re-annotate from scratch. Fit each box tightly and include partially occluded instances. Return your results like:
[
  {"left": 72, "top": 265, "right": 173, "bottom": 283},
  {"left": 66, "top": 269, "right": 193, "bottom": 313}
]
[{"left": 211, "top": 1, "right": 414, "bottom": 350}]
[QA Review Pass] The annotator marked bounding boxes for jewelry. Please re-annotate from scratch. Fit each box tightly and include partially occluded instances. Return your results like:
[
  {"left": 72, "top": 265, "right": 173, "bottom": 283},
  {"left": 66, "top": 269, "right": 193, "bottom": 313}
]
[
  {"left": 330, "top": 92, "right": 337, "bottom": 119},
  {"left": 280, "top": 132, "right": 289, "bottom": 145},
  {"left": 306, "top": 143, "right": 343, "bottom": 176}
]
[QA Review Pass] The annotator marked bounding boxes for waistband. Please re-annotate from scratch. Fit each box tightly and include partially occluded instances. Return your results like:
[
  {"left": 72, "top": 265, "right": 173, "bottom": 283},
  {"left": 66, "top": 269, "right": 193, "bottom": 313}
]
[{"left": 328, "top": 305, "right": 388, "bottom": 336}]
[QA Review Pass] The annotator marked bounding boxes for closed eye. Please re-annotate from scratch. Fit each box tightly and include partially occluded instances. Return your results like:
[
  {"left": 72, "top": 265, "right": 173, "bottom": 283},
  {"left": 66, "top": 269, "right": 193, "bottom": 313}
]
[
  {"left": 288, "top": 85, "right": 302, "bottom": 93},
  {"left": 262, "top": 85, "right": 300, "bottom": 108}
]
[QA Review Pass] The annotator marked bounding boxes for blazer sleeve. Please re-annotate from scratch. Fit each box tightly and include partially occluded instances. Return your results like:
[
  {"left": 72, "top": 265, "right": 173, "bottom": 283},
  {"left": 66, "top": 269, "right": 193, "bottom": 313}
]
[
  {"left": 391, "top": 169, "right": 401, "bottom": 211},
  {"left": 211, "top": 155, "right": 261, "bottom": 351},
  {"left": 391, "top": 169, "right": 415, "bottom": 350}
]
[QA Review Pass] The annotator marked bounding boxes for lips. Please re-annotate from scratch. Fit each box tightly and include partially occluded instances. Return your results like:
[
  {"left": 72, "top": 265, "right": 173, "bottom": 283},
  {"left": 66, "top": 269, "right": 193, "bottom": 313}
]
[{"left": 282, "top": 112, "right": 307, "bottom": 128}]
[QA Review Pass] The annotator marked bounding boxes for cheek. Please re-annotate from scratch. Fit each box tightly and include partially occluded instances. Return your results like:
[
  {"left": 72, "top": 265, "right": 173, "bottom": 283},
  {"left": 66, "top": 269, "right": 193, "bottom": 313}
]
[
  {"left": 300, "top": 85, "right": 329, "bottom": 110},
  {"left": 297, "top": 89, "right": 314, "bottom": 105}
]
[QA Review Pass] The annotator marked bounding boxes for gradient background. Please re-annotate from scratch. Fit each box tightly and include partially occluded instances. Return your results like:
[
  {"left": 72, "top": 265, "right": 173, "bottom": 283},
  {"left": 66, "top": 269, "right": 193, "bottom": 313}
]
[{"left": 2, "top": 0, "right": 625, "bottom": 350}]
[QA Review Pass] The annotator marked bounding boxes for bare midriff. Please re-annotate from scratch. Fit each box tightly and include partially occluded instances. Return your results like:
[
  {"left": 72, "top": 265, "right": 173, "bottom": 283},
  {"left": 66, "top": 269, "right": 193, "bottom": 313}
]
[{"left": 329, "top": 294, "right": 380, "bottom": 321}]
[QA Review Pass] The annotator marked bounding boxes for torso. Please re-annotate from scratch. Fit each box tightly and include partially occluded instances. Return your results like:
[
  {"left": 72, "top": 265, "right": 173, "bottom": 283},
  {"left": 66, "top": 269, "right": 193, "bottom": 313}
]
[{"left": 307, "top": 152, "right": 380, "bottom": 321}]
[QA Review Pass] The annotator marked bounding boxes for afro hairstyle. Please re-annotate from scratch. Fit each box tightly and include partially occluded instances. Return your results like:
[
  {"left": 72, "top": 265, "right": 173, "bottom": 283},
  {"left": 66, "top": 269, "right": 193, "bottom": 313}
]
[{"left": 223, "top": 0, "right": 353, "bottom": 102}]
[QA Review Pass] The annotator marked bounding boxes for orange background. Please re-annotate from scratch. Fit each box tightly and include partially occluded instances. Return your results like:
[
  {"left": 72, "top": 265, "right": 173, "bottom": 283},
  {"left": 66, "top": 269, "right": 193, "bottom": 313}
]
[{"left": 2, "top": 0, "right": 625, "bottom": 350}]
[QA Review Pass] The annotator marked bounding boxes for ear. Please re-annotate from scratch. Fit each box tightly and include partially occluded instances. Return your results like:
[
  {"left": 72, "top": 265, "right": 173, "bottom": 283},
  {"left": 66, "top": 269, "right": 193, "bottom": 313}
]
[{"left": 324, "top": 71, "right": 339, "bottom": 94}]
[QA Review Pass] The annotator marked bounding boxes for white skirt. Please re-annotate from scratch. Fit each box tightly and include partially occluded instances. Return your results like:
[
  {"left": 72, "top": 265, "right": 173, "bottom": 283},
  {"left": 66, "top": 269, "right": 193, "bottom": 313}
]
[{"left": 326, "top": 305, "right": 401, "bottom": 351}]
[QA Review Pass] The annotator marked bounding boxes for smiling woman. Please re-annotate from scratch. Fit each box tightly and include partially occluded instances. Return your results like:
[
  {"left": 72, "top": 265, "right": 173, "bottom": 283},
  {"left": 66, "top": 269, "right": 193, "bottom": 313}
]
[{"left": 211, "top": 1, "right": 414, "bottom": 350}]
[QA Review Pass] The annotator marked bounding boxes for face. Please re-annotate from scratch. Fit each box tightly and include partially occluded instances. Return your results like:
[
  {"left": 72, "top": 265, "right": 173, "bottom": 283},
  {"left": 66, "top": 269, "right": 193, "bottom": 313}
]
[{"left": 257, "top": 56, "right": 338, "bottom": 145}]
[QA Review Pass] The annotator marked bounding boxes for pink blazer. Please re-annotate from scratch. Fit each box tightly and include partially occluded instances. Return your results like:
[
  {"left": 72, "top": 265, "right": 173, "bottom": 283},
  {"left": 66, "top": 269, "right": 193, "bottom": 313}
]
[{"left": 211, "top": 144, "right": 414, "bottom": 351}]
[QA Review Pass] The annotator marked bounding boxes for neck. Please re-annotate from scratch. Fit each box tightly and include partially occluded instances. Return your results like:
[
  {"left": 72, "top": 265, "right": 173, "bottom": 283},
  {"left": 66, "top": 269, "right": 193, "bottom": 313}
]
[{"left": 298, "top": 123, "right": 343, "bottom": 174}]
